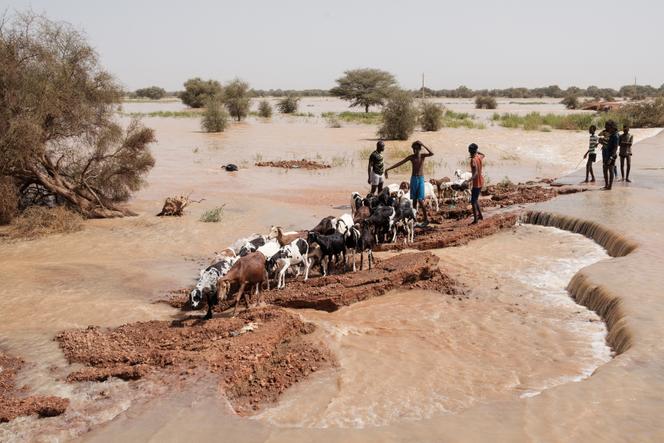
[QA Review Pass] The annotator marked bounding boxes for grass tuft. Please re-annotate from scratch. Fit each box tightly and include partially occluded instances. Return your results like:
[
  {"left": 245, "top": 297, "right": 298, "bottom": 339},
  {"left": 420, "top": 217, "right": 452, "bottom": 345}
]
[{"left": 199, "top": 206, "right": 225, "bottom": 223}]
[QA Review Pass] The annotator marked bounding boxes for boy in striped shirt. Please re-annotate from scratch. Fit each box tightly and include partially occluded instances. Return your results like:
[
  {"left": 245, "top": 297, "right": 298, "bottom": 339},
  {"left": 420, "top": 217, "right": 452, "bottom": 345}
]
[{"left": 583, "top": 125, "right": 598, "bottom": 182}]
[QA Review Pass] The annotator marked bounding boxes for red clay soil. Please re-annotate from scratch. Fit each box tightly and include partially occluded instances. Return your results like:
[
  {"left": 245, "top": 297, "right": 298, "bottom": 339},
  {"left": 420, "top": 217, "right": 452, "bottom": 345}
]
[
  {"left": 378, "top": 213, "right": 520, "bottom": 252},
  {"left": 56, "top": 307, "right": 333, "bottom": 415},
  {"left": 0, "top": 352, "right": 69, "bottom": 423},
  {"left": 265, "top": 251, "right": 462, "bottom": 311},
  {"left": 255, "top": 159, "right": 331, "bottom": 170}
]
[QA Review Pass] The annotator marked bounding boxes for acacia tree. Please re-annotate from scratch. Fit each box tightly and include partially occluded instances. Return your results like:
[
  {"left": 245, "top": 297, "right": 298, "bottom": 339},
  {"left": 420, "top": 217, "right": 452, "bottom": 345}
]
[
  {"left": 134, "top": 86, "right": 166, "bottom": 100},
  {"left": 0, "top": 12, "right": 156, "bottom": 218},
  {"left": 223, "top": 78, "right": 251, "bottom": 121},
  {"left": 330, "top": 68, "right": 397, "bottom": 113},
  {"left": 179, "top": 78, "right": 222, "bottom": 108}
]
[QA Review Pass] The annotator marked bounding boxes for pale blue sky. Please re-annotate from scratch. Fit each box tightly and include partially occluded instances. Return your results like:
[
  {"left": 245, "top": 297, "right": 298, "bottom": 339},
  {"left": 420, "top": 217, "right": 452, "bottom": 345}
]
[{"left": 5, "top": 0, "right": 663, "bottom": 91}]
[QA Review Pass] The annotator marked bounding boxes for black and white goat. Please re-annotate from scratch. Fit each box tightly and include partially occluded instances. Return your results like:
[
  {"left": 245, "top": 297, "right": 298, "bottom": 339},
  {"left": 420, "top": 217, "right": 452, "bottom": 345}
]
[
  {"left": 189, "top": 256, "right": 239, "bottom": 309},
  {"left": 307, "top": 231, "right": 346, "bottom": 276},
  {"left": 267, "top": 238, "right": 310, "bottom": 289}
]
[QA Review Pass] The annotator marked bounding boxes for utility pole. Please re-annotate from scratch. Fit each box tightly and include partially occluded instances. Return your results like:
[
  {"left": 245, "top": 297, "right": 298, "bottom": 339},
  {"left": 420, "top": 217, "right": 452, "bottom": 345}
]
[{"left": 422, "top": 73, "right": 425, "bottom": 99}]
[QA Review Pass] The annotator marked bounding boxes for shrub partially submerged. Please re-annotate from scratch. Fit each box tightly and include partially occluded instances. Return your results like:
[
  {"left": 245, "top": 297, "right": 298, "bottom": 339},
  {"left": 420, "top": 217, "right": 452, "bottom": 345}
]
[
  {"left": 200, "top": 206, "right": 225, "bottom": 223},
  {"left": 419, "top": 101, "right": 444, "bottom": 131},
  {"left": 378, "top": 90, "right": 418, "bottom": 140},
  {"left": 277, "top": 95, "right": 300, "bottom": 114},
  {"left": 475, "top": 96, "right": 498, "bottom": 109},
  {"left": 257, "top": 100, "right": 273, "bottom": 118},
  {"left": 201, "top": 98, "right": 229, "bottom": 132},
  {"left": 10, "top": 206, "right": 83, "bottom": 239}
]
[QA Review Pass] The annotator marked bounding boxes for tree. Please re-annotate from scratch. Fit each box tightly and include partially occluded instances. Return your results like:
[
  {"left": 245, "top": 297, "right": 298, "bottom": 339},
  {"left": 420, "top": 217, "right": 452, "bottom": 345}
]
[
  {"left": 330, "top": 68, "right": 397, "bottom": 113},
  {"left": 179, "top": 77, "right": 222, "bottom": 108},
  {"left": 475, "top": 96, "right": 497, "bottom": 109},
  {"left": 134, "top": 86, "right": 166, "bottom": 100},
  {"left": 257, "top": 100, "right": 273, "bottom": 118},
  {"left": 378, "top": 90, "right": 417, "bottom": 140},
  {"left": 561, "top": 94, "right": 580, "bottom": 109},
  {"left": 277, "top": 95, "right": 299, "bottom": 114},
  {"left": 201, "top": 98, "right": 229, "bottom": 132},
  {"left": 419, "top": 101, "right": 444, "bottom": 131},
  {"left": 223, "top": 78, "right": 251, "bottom": 121},
  {"left": 0, "top": 12, "right": 156, "bottom": 218}
]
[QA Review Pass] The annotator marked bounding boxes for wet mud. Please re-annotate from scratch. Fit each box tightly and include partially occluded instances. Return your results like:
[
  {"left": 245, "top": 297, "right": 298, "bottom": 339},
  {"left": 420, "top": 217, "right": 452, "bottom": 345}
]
[
  {"left": 55, "top": 307, "right": 332, "bottom": 415},
  {"left": 0, "top": 352, "right": 69, "bottom": 423}
]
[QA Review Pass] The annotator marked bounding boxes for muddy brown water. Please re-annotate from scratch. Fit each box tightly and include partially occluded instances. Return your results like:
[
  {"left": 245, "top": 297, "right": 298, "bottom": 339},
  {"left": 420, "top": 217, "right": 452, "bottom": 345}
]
[{"left": 0, "top": 100, "right": 662, "bottom": 441}]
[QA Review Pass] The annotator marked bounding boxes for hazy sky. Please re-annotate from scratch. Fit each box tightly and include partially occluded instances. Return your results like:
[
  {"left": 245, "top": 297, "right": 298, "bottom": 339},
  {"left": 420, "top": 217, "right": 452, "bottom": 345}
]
[{"left": 6, "top": 0, "right": 663, "bottom": 91}]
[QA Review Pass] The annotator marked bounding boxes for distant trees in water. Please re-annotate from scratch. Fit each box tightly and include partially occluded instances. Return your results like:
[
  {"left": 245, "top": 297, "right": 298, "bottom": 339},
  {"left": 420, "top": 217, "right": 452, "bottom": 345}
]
[
  {"left": 133, "top": 86, "right": 167, "bottom": 100},
  {"left": 330, "top": 68, "right": 397, "bottom": 113}
]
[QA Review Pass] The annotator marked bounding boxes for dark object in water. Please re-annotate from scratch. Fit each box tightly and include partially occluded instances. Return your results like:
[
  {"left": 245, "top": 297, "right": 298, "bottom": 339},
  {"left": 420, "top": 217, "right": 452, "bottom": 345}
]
[{"left": 223, "top": 164, "right": 238, "bottom": 172}]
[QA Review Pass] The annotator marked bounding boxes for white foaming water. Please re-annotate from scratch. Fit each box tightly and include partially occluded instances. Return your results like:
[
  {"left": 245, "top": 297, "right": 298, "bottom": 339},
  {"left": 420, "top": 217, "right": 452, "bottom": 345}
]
[{"left": 255, "top": 225, "right": 613, "bottom": 429}]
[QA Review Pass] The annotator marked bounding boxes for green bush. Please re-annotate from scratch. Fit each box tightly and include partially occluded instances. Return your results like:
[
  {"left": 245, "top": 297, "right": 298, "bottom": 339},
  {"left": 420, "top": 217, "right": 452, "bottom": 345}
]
[
  {"left": 180, "top": 78, "right": 223, "bottom": 108},
  {"left": 377, "top": 90, "right": 418, "bottom": 140},
  {"left": 561, "top": 95, "right": 580, "bottom": 110},
  {"left": 419, "top": 101, "right": 444, "bottom": 131},
  {"left": 277, "top": 95, "right": 300, "bottom": 114},
  {"left": 201, "top": 98, "right": 229, "bottom": 132},
  {"left": 614, "top": 98, "right": 664, "bottom": 127},
  {"left": 199, "top": 206, "right": 224, "bottom": 223},
  {"left": 134, "top": 86, "right": 166, "bottom": 100},
  {"left": 223, "top": 78, "right": 251, "bottom": 121},
  {"left": 475, "top": 96, "right": 497, "bottom": 109},
  {"left": 257, "top": 100, "right": 273, "bottom": 118}
]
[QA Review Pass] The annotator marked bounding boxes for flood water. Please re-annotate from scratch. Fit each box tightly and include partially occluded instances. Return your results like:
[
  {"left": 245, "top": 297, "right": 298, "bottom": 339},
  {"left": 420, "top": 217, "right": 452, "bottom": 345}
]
[{"left": 1, "top": 99, "right": 662, "bottom": 442}]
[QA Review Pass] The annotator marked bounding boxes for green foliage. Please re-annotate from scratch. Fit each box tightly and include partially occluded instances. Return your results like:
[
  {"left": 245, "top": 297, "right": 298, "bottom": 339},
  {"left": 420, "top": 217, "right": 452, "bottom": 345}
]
[
  {"left": 179, "top": 77, "right": 222, "bottom": 108},
  {"left": 561, "top": 95, "right": 580, "bottom": 110},
  {"left": 475, "top": 96, "right": 498, "bottom": 109},
  {"left": 330, "top": 68, "right": 398, "bottom": 113},
  {"left": 201, "top": 98, "right": 229, "bottom": 132},
  {"left": 257, "top": 99, "right": 273, "bottom": 118},
  {"left": 0, "top": 12, "right": 155, "bottom": 218},
  {"left": 613, "top": 98, "right": 664, "bottom": 127},
  {"left": 134, "top": 86, "right": 166, "bottom": 100},
  {"left": 223, "top": 78, "right": 251, "bottom": 121},
  {"left": 277, "top": 95, "right": 300, "bottom": 114},
  {"left": 321, "top": 111, "right": 382, "bottom": 125},
  {"left": 122, "top": 110, "right": 200, "bottom": 118},
  {"left": 419, "top": 101, "right": 444, "bottom": 131},
  {"left": 441, "top": 110, "right": 484, "bottom": 129},
  {"left": 377, "top": 90, "right": 418, "bottom": 140},
  {"left": 199, "top": 206, "right": 224, "bottom": 223}
]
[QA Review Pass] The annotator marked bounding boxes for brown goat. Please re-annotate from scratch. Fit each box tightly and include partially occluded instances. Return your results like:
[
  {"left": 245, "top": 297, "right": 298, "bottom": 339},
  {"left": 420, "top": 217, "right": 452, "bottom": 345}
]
[
  {"left": 430, "top": 177, "right": 452, "bottom": 199},
  {"left": 353, "top": 205, "right": 371, "bottom": 224},
  {"left": 311, "top": 216, "right": 336, "bottom": 235},
  {"left": 268, "top": 225, "right": 307, "bottom": 247},
  {"left": 212, "top": 252, "right": 269, "bottom": 318}
]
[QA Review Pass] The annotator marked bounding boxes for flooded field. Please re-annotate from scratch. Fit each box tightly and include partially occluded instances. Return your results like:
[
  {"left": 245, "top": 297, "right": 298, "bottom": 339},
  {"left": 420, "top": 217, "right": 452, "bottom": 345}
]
[{"left": 1, "top": 98, "right": 662, "bottom": 442}]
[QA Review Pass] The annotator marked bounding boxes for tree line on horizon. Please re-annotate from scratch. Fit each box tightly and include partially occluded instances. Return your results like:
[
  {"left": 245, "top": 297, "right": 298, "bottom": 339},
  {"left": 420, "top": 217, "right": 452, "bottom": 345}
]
[{"left": 132, "top": 82, "right": 664, "bottom": 101}]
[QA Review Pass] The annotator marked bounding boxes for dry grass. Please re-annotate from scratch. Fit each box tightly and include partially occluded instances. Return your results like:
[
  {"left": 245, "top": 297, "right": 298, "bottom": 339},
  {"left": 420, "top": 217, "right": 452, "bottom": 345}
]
[
  {"left": 0, "top": 178, "right": 19, "bottom": 225},
  {"left": 10, "top": 206, "right": 83, "bottom": 239}
]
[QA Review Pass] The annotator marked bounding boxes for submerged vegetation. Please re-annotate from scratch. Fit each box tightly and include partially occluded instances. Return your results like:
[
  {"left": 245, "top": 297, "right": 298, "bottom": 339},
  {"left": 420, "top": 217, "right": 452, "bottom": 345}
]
[
  {"left": 277, "top": 95, "right": 300, "bottom": 114},
  {"left": 10, "top": 206, "right": 83, "bottom": 239},
  {"left": 257, "top": 100, "right": 273, "bottom": 118},
  {"left": 201, "top": 98, "right": 229, "bottom": 132},
  {"left": 179, "top": 78, "right": 223, "bottom": 108},
  {"left": 378, "top": 90, "right": 418, "bottom": 140},
  {"left": 475, "top": 96, "right": 498, "bottom": 109},
  {"left": 419, "top": 102, "right": 444, "bottom": 131},
  {"left": 223, "top": 78, "right": 251, "bottom": 121},
  {"left": 493, "top": 100, "right": 664, "bottom": 130},
  {"left": 199, "top": 206, "right": 225, "bottom": 223}
]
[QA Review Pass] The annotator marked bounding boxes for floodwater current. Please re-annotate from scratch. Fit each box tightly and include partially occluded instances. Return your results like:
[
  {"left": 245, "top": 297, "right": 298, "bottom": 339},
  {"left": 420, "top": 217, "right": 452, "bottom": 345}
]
[{"left": 1, "top": 99, "right": 662, "bottom": 442}]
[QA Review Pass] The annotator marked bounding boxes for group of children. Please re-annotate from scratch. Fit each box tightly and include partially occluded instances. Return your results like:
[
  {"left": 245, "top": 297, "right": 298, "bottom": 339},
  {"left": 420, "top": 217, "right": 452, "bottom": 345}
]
[{"left": 584, "top": 120, "right": 633, "bottom": 189}]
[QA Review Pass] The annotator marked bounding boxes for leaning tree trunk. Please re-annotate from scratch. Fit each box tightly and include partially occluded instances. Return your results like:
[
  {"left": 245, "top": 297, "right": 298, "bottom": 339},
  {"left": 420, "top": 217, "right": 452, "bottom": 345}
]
[{"left": 28, "top": 160, "right": 136, "bottom": 219}]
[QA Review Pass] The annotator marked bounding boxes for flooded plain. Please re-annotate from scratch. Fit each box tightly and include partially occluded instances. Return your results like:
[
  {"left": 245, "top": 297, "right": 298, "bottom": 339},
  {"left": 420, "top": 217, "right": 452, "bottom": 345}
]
[{"left": 1, "top": 98, "right": 662, "bottom": 442}]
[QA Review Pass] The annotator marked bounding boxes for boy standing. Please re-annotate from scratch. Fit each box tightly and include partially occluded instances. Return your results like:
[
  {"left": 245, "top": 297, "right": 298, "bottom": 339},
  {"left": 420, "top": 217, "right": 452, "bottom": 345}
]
[
  {"left": 583, "top": 125, "right": 598, "bottom": 182},
  {"left": 385, "top": 140, "right": 434, "bottom": 226},
  {"left": 619, "top": 125, "right": 633, "bottom": 182},
  {"left": 468, "top": 143, "right": 485, "bottom": 224},
  {"left": 368, "top": 140, "right": 386, "bottom": 195}
]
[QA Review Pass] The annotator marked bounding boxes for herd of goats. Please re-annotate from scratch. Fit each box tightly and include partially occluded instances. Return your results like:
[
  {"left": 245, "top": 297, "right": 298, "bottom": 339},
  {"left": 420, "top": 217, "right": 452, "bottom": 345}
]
[{"left": 189, "top": 171, "right": 473, "bottom": 319}]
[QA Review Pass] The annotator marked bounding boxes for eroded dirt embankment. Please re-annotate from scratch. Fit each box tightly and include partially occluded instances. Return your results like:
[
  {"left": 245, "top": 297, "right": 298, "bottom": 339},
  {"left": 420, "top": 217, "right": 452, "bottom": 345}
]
[
  {"left": 0, "top": 352, "right": 69, "bottom": 423},
  {"left": 56, "top": 307, "right": 332, "bottom": 415}
]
